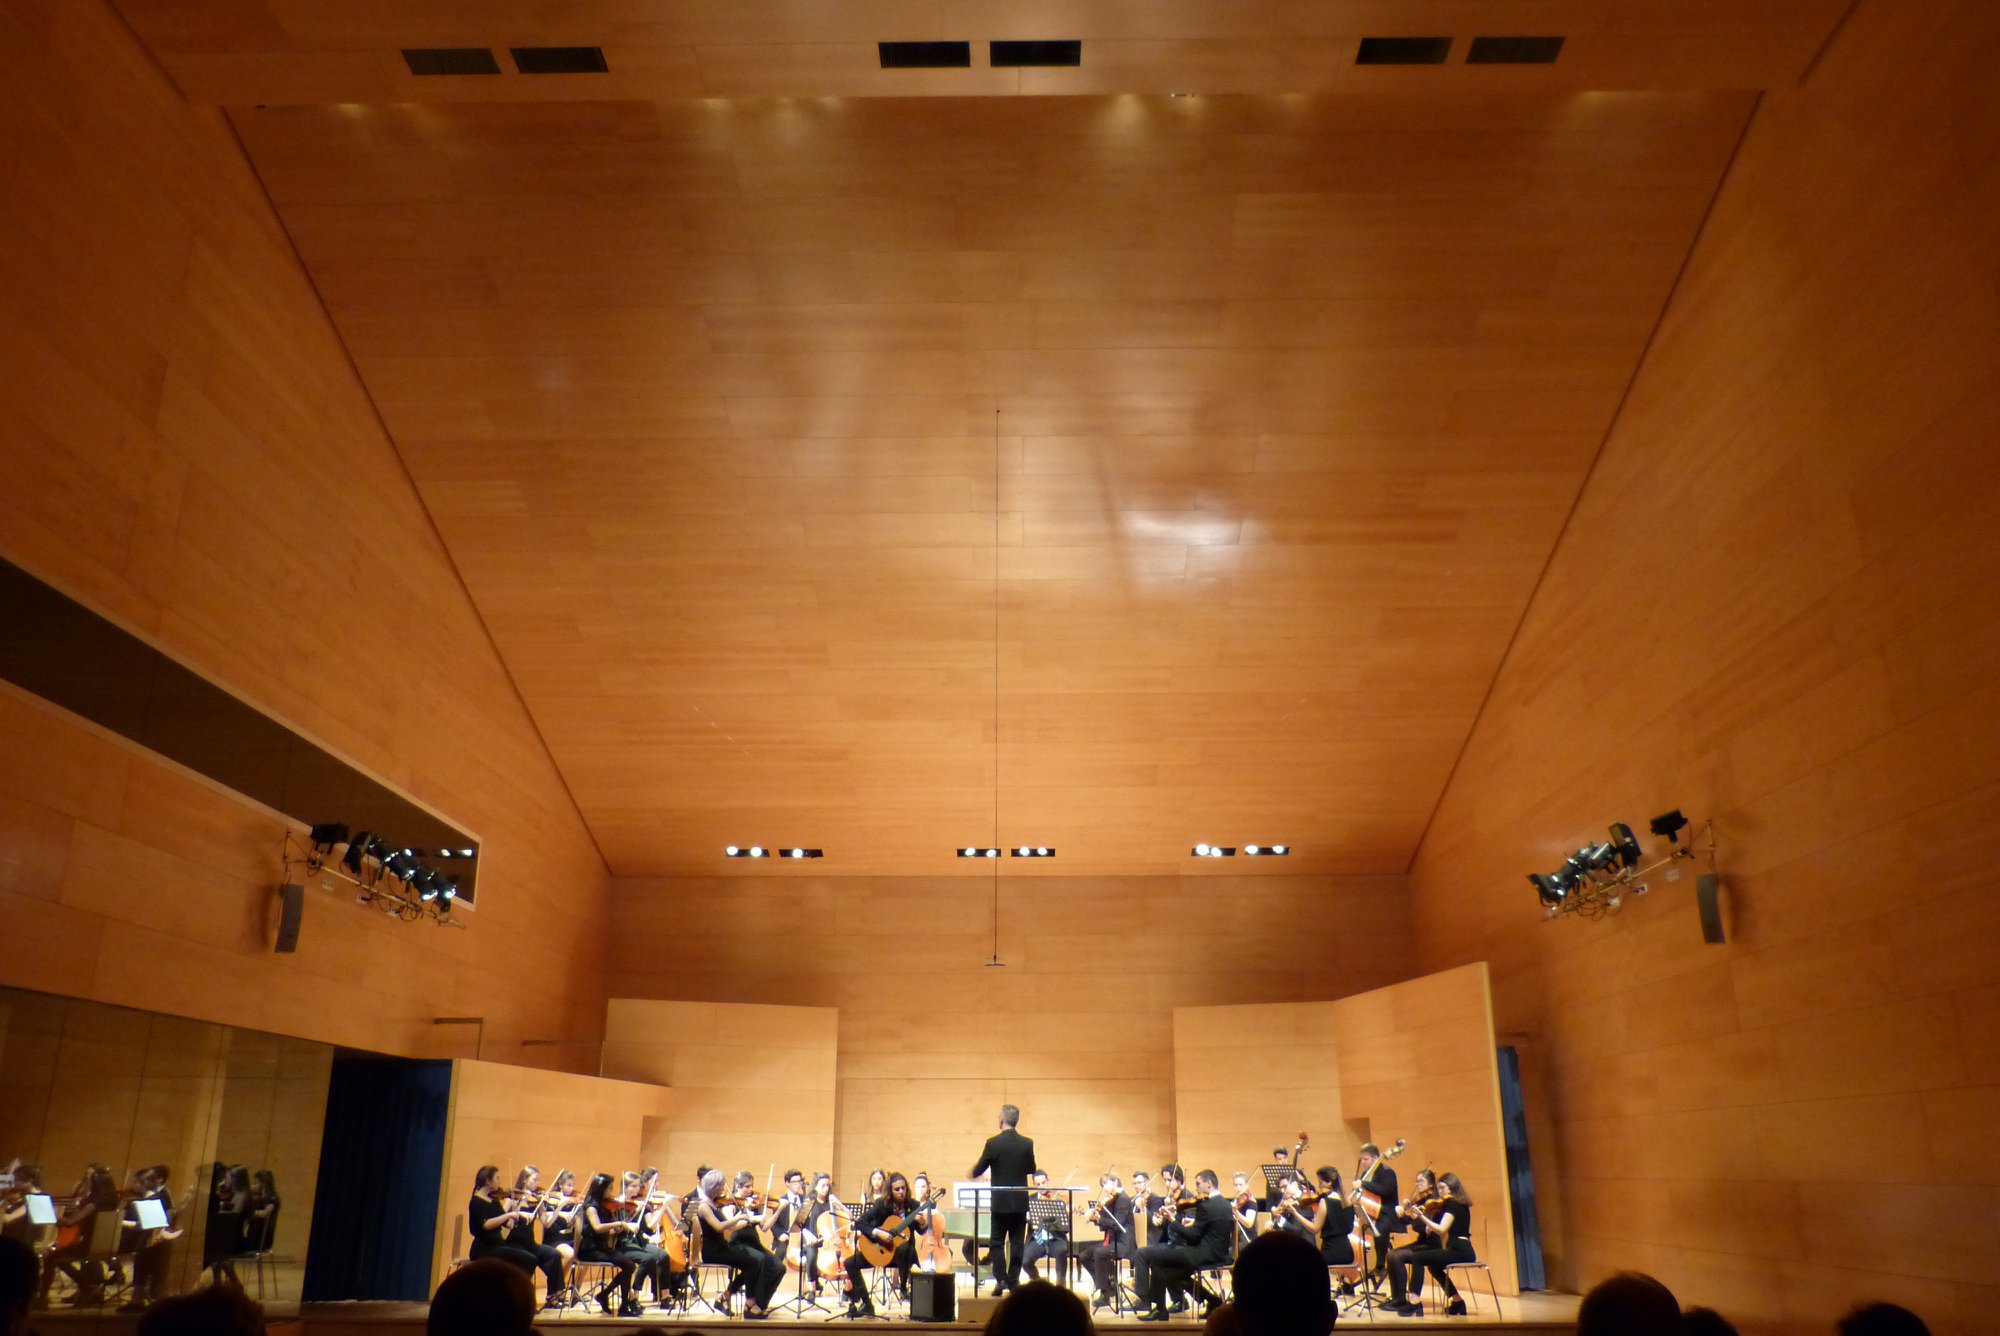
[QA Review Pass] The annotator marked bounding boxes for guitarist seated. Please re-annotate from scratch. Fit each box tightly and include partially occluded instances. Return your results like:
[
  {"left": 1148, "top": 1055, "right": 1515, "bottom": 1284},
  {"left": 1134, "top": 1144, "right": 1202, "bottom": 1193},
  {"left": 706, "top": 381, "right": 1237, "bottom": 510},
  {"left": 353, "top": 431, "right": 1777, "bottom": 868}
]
[{"left": 844, "top": 1172, "right": 924, "bottom": 1317}]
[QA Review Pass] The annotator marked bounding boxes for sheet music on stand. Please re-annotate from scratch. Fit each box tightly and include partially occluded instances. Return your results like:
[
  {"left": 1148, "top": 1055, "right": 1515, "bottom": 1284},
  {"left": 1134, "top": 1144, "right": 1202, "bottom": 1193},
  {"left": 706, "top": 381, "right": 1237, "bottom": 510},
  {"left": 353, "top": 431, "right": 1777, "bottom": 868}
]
[
  {"left": 1259, "top": 1163, "right": 1304, "bottom": 1201},
  {"left": 1027, "top": 1188, "right": 1082, "bottom": 1291}
]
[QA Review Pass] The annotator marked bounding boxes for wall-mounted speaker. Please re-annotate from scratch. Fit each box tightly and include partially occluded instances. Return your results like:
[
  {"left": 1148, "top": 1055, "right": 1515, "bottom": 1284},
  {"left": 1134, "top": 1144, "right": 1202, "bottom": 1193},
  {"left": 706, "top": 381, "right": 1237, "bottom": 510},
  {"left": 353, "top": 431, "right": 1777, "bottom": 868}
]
[
  {"left": 1695, "top": 872, "right": 1724, "bottom": 945},
  {"left": 275, "top": 883, "right": 305, "bottom": 953}
]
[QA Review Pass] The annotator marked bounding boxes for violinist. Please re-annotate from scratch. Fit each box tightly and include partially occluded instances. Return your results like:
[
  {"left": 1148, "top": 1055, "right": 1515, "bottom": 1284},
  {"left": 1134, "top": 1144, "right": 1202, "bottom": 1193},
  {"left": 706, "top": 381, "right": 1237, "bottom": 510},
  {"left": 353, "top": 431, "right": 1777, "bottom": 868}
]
[
  {"left": 0, "top": 1164, "right": 40, "bottom": 1245},
  {"left": 1266, "top": 1176, "right": 1315, "bottom": 1242},
  {"left": 1136, "top": 1168, "right": 1232, "bottom": 1322},
  {"left": 620, "top": 1169, "right": 670, "bottom": 1308},
  {"left": 116, "top": 1164, "right": 178, "bottom": 1313},
  {"left": 1387, "top": 1172, "right": 1473, "bottom": 1317},
  {"left": 1308, "top": 1167, "right": 1358, "bottom": 1276},
  {"left": 841, "top": 1170, "right": 919, "bottom": 1318},
  {"left": 577, "top": 1172, "right": 642, "bottom": 1316},
  {"left": 506, "top": 1167, "right": 569, "bottom": 1305},
  {"left": 242, "top": 1170, "right": 280, "bottom": 1255},
  {"left": 1391, "top": 1168, "right": 1439, "bottom": 1244},
  {"left": 1231, "top": 1172, "right": 1260, "bottom": 1247},
  {"left": 1079, "top": 1171, "right": 1135, "bottom": 1311},
  {"left": 539, "top": 1170, "right": 580, "bottom": 1267},
  {"left": 468, "top": 1165, "right": 564, "bottom": 1304},
  {"left": 697, "top": 1168, "right": 783, "bottom": 1318},
  {"left": 1022, "top": 1170, "right": 1070, "bottom": 1283}
]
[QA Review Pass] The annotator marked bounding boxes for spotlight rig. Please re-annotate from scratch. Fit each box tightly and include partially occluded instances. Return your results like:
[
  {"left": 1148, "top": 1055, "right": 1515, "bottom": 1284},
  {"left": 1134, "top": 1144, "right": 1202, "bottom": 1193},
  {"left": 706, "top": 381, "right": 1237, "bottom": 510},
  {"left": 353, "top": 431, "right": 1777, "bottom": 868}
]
[
  {"left": 1529, "top": 810, "right": 1716, "bottom": 929},
  {"left": 286, "top": 826, "right": 464, "bottom": 927}
]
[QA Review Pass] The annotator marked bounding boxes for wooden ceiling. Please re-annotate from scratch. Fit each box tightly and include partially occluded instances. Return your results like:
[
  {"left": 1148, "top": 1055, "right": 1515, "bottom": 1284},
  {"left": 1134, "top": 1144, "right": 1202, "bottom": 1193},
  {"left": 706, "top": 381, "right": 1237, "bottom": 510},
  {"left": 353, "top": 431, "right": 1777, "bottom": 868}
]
[{"left": 114, "top": 1, "right": 1847, "bottom": 877}]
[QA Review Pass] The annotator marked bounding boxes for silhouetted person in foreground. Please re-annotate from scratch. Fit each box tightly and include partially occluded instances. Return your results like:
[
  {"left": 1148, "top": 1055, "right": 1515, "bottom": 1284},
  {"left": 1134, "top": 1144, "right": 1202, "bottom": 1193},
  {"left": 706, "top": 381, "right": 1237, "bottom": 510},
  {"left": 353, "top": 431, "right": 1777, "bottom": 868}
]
[
  {"left": 984, "top": 1278, "right": 1093, "bottom": 1336},
  {"left": 1232, "top": 1231, "right": 1335, "bottom": 1336},
  {"left": 1577, "top": 1271, "right": 1680, "bottom": 1336},
  {"left": 429, "top": 1257, "right": 536, "bottom": 1336},
  {"left": 0, "top": 1237, "right": 36, "bottom": 1336},
  {"left": 1682, "top": 1306, "right": 1740, "bottom": 1335},
  {"left": 1836, "top": 1302, "right": 1930, "bottom": 1336},
  {"left": 135, "top": 1285, "right": 266, "bottom": 1336}
]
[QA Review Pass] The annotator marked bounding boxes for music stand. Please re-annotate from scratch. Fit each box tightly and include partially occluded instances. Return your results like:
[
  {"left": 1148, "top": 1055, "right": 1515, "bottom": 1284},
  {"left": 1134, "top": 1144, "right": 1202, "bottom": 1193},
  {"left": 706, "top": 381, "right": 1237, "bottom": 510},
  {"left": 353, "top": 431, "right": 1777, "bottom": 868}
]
[
  {"left": 963, "top": 1184, "right": 993, "bottom": 1297},
  {"left": 773, "top": 1199, "right": 826, "bottom": 1318},
  {"left": 1025, "top": 1191, "right": 1079, "bottom": 1291}
]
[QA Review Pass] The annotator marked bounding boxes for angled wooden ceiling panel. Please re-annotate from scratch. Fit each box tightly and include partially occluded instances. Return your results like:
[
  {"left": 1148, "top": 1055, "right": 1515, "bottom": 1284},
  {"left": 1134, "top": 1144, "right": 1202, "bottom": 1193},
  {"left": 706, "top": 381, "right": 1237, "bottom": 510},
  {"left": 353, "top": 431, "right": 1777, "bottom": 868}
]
[{"left": 210, "top": 79, "right": 1763, "bottom": 875}]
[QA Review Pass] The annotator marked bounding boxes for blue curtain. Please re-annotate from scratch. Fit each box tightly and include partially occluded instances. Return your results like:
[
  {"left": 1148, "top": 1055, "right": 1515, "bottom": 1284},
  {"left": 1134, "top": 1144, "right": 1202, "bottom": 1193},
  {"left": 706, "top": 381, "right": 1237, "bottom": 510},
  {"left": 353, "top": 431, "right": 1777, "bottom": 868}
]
[
  {"left": 302, "top": 1054, "right": 451, "bottom": 1301},
  {"left": 1495, "top": 1045, "right": 1545, "bottom": 1289}
]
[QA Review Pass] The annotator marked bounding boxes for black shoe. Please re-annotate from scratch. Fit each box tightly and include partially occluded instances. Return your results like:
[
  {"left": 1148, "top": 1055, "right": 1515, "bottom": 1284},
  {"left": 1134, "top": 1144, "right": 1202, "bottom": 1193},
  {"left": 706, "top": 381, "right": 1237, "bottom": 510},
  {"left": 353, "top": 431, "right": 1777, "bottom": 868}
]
[
  {"left": 1396, "top": 1300, "right": 1423, "bottom": 1317},
  {"left": 1137, "top": 1308, "right": 1171, "bottom": 1322},
  {"left": 1169, "top": 1297, "right": 1190, "bottom": 1315},
  {"left": 597, "top": 1291, "right": 617, "bottom": 1316},
  {"left": 1445, "top": 1297, "right": 1467, "bottom": 1316},
  {"left": 620, "top": 1300, "right": 644, "bottom": 1317},
  {"left": 1337, "top": 1280, "right": 1356, "bottom": 1297}
]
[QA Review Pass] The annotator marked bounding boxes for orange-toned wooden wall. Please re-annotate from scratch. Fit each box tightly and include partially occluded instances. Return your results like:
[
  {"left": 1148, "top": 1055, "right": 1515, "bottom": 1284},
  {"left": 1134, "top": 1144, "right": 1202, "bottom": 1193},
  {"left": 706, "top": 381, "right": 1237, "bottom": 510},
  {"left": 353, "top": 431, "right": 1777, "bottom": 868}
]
[
  {"left": 601, "top": 999, "right": 837, "bottom": 1190},
  {"left": 0, "top": 0, "right": 611, "bottom": 1062},
  {"left": 607, "top": 872, "right": 1412, "bottom": 1191},
  {"left": 432, "top": 1059, "right": 673, "bottom": 1287},
  {"left": 1406, "top": 2, "right": 2000, "bottom": 1333}
]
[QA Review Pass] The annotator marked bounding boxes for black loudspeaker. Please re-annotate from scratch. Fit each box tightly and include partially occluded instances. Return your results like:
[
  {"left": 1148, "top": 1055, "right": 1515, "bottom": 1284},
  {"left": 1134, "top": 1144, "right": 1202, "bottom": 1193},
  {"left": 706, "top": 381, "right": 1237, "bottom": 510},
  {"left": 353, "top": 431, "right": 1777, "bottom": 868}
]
[
  {"left": 275, "top": 883, "right": 305, "bottom": 953},
  {"left": 909, "top": 1271, "right": 955, "bottom": 1322},
  {"left": 1695, "top": 872, "right": 1725, "bottom": 945}
]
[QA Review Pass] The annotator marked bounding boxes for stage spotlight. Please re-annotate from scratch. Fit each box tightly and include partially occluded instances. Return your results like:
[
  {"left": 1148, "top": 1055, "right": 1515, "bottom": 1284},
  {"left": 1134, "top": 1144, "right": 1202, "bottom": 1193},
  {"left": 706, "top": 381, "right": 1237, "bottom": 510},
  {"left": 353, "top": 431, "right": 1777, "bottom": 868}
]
[
  {"left": 309, "top": 823, "right": 349, "bottom": 851},
  {"left": 1650, "top": 809, "right": 1690, "bottom": 843},
  {"left": 748, "top": 846, "right": 765, "bottom": 858},
  {"left": 1242, "top": 844, "right": 1292, "bottom": 857},
  {"left": 440, "top": 878, "right": 458, "bottom": 901},
  {"left": 726, "top": 845, "right": 740, "bottom": 856},
  {"left": 1608, "top": 822, "right": 1643, "bottom": 868},
  {"left": 1245, "top": 845, "right": 1259, "bottom": 855},
  {"left": 1190, "top": 845, "right": 1235, "bottom": 858},
  {"left": 1273, "top": 845, "right": 1288, "bottom": 854},
  {"left": 1529, "top": 873, "right": 1567, "bottom": 906},
  {"left": 341, "top": 832, "right": 375, "bottom": 876},
  {"left": 1008, "top": 847, "right": 1055, "bottom": 858},
  {"left": 958, "top": 847, "right": 1002, "bottom": 858},
  {"left": 383, "top": 849, "right": 419, "bottom": 883},
  {"left": 1579, "top": 843, "right": 1618, "bottom": 873},
  {"left": 412, "top": 867, "right": 443, "bottom": 902}
]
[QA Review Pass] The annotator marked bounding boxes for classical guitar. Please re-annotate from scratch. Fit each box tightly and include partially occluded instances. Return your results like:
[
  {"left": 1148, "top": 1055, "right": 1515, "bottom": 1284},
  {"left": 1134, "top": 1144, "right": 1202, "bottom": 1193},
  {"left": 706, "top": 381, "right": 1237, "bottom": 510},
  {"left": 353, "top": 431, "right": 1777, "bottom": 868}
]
[{"left": 856, "top": 1187, "right": 946, "bottom": 1268}]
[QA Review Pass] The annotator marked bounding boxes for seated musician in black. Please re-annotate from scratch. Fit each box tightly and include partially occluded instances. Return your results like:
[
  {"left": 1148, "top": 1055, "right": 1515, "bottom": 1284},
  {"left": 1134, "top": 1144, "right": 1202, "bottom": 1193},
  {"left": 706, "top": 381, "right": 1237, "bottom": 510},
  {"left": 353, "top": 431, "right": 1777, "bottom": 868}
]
[
  {"left": 1137, "top": 1167, "right": 1233, "bottom": 1321},
  {"left": 1127, "top": 1169, "right": 1162, "bottom": 1300},
  {"left": 1307, "top": 1167, "right": 1357, "bottom": 1274},
  {"left": 1022, "top": 1170, "right": 1072, "bottom": 1283},
  {"left": 842, "top": 1171, "right": 922, "bottom": 1317},
  {"left": 500, "top": 1166, "right": 568, "bottom": 1307},
  {"left": 766, "top": 1170, "right": 809, "bottom": 1283},
  {"left": 1079, "top": 1171, "right": 1136, "bottom": 1311},
  {"left": 577, "top": 1171, "right": 642, "bottom": 1316},
  {"left": 804, "top": 1173, "right": 840, "bottom": 1293},
  {"left": 1387, "top": 1172, "right": 1474, "bottom": 1317},
  {"left": 618, "top": 1168, "right": 672, "bottom": 1308},
  {"left": 697, "top": 1169, "right": 784, "bottom": 1318},
  {"left": 466, "top": 1165, "right": 563, "bottom": 1306}
]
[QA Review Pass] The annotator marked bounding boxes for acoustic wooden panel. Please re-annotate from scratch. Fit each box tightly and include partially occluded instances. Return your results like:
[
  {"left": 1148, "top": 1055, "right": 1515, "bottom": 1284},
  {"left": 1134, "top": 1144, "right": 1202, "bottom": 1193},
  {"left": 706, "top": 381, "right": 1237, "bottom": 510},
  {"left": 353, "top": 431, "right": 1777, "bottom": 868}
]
[
  {"left": 111, "top": 0, "right": 1852, "bottom": 105},
  {"left": 432, "top": 1057, "right": 674, "bottom": 1287},
  {"left": 225, "top": 88, "right": 1757, "bottom": 879},
  {"left": 1173, "top": 964, "right": 1516, "bottom": 1296},
  {"left": 608, "top": 872, "right": 1413, "bottom": 1195},
  {"left": 0, "top": 0, "right": 612, "bottom": 1065},
  {"left": 1407, "top": 3, "right": 2000, "bottom": 1332},
  {"left": 601, "top": 998, "right": 837, "bottom": 1189}
]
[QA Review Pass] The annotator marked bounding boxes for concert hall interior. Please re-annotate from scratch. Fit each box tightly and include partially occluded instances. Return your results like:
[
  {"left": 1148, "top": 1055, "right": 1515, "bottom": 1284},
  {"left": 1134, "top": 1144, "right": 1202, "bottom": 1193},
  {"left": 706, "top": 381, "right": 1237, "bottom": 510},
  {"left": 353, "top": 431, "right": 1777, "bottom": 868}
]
[{"left": 2, "top": 0, "right": 1998, "bottom": 1332}]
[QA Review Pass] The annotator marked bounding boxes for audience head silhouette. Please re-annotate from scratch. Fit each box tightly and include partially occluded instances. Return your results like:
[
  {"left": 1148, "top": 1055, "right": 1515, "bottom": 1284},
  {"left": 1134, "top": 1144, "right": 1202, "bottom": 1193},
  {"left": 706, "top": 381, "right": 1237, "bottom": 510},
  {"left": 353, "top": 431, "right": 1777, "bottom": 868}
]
[
  {"left": 1836, "top": 1302, "right": 1930, "bottom": 1336},
  {"left": 984, "top": 1278, "right": 1092, "bottom": 1336},
  {"left": 428, "top": 1257, "right": 535, "bottom": 1336},
  {"left": 1577, "top": 1271, "right": 1680, "bottom": 1336},
  {"left": 135, "top": 1285, "right": 267, "bottom": 1336},
  {"left": 1232, "top": 1230, "right": 1336, "bottom": 1336}
]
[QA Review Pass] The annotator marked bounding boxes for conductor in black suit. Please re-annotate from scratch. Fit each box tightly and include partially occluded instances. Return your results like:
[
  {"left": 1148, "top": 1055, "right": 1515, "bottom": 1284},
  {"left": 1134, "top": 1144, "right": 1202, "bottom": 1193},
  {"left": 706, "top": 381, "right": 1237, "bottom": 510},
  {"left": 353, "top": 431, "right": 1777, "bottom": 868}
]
[{"left": 970, "top": 1103, "right": 1036, "bottom": 1293}]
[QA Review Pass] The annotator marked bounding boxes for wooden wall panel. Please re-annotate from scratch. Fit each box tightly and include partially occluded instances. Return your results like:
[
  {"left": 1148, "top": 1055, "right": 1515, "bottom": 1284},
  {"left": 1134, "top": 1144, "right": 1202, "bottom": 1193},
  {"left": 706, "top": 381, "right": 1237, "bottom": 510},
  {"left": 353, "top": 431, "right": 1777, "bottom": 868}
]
[
  {"left": 601, "top": 999, "right": 837, "bottom": 1189},
  {"left": 1172, "top": 965, "right": 1515, "bottom": 1295},
  {"left": 433, "top": 1058, "right": 673, "bottom": 1287},
  {"left": 608, "top": 872, "right": 1412, "bottom": 1196},
  {"left": 0, "top": 0, "right": 611, "bottom": 1064},
  {"left": 1406, "top": 3, "right": 2000, "bottom": 1332}
]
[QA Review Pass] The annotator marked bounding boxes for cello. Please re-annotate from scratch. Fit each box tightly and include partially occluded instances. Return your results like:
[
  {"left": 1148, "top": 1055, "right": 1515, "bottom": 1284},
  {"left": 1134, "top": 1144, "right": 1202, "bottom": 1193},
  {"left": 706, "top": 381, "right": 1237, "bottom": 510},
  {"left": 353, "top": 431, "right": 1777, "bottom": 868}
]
[{"left": 912, "top": 1178, "right": 953, "bottom": 1273}]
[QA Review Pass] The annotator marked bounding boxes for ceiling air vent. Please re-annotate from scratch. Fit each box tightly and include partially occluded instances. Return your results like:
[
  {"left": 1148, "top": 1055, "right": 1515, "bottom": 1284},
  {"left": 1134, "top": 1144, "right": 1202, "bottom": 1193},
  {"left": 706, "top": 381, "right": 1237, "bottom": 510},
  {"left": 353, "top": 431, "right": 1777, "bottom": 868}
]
[
  {"left": 1355, "top": 37, "right": 1453, "bottom": 65},
  {"left": 1467, "top": 35, "right": 1566, "bottom": 64},
  {"left": 990, "top": 40, "right": 1081, "bottom": 67},
  {"left": 510, "top": 46, "right": 609, "bottom": 74},
  {"left": 402, "top": 48, "right": 500, "bottom": 76},
  {"left": 878, "top": 41, "right": 972, "bottom": 69}
]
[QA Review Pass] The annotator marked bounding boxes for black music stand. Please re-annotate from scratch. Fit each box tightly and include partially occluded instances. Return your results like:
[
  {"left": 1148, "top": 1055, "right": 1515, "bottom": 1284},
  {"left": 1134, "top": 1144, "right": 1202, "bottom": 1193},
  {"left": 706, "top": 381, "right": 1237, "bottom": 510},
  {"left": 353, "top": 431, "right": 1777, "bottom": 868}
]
[
  {"left": 966, "top": 1184, "right": 993, "bottom": 1297},
  {"left": 1025, "top": 1191, "right": 1078, "bottom": 1291}
]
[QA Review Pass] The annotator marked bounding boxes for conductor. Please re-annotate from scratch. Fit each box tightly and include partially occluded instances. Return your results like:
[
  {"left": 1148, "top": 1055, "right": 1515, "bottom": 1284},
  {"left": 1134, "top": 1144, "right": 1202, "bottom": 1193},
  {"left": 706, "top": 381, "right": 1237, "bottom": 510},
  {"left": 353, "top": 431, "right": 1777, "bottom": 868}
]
[{"left": 970, "top": 1103, "right": 1036, "bottom": 1294}]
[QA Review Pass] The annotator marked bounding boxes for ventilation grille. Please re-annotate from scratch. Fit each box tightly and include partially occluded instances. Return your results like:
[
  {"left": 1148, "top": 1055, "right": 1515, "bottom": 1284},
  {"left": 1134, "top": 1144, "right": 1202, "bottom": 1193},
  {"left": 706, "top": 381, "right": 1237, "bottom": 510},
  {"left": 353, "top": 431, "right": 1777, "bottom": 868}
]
[
  {"left": 878, "top": 40, "right": 972, "bottom": 68},
  {"left": 1467, "top": 35, "right": 1566, "bottom": 64},
  {"left": 1355, "top": 36, "right": 1453, "bottom": 65},
  {"left": 510, "top": 45, "right": 609, "bottom": 74},
  {"left": 990, "top": 39, "right": 1081, "bottom": 67},
  {"left": 401, "top": 47, "right": 500, "bottom": 76}
]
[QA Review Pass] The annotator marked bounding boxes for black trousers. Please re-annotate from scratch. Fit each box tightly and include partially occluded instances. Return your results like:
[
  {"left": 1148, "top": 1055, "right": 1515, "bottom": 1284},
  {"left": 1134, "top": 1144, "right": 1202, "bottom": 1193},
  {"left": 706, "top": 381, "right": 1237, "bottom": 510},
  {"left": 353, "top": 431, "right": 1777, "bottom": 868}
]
[
  {"left": 844, "top": 1241, "right": 913, "bottom": 1309},
  {"left": 1024, "top": 1234, "right": 1069, "bottom": 1281},
  {"left": 988, "top": 1211, "right": 1028, "bottom": 1290},
  {"left": 1080, "top": 1241, "right": 1133, "bottom": 1298},
  {"left": 576, "top": 1245, "right": 636, "bottom": 1305},
  {"left": 1387, "top": 1240, "right": 1472, "bottom": 1301},
  {"left": 715, "top": 1240, "right": 785, "bottom": 1309},
  {"left": 1141, "top": 1244, "right": 1221, "bottom": 1307},
  {"left": 471, "top": 1239, "right": 565, "bottom": 1297}
]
